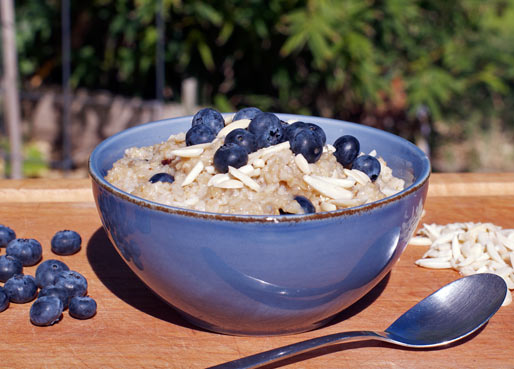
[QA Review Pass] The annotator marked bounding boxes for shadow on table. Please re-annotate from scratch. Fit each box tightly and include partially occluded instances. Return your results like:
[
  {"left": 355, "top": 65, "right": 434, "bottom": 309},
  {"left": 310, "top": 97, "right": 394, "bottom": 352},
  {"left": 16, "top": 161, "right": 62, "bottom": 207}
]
[
  {"left": 87, "top": 226, "right": 391, "bottom": 334},
  {"left": 86, "top": 227, "right": 200, "bottom": 331}
]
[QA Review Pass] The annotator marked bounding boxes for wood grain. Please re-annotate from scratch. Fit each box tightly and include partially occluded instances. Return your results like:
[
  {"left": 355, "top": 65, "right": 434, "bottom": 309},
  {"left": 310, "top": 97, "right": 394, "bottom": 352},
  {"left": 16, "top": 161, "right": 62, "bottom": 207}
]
[{"left": 0, "top": 174, "right": 513, "bottom": 368}]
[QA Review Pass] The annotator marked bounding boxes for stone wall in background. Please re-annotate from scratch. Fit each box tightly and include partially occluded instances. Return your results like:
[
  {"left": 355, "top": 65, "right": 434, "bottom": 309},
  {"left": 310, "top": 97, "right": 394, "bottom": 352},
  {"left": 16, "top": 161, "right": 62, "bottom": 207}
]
[{"left": 19, "top": 79, "right": 199, "bottom": 171}]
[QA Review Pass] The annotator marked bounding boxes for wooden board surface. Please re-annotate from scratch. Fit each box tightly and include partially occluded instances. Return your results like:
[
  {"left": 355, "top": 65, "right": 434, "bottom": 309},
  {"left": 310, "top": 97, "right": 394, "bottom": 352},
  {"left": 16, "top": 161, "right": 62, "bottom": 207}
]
[{"left": 0, "top": 173, "right": 513, "bottom": 368}]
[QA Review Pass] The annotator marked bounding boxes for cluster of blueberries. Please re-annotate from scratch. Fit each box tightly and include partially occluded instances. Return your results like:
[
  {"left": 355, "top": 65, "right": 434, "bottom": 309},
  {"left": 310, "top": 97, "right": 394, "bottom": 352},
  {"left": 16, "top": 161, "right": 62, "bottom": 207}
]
[
  {"left": 186, "top": 107, "right": 381, "bottom": 179},
  {"left": 149, "top": 107, "right": 382, "bottom": 214},
  {"left": 0, "top": 225, "right": 97, "bottom": 326}
]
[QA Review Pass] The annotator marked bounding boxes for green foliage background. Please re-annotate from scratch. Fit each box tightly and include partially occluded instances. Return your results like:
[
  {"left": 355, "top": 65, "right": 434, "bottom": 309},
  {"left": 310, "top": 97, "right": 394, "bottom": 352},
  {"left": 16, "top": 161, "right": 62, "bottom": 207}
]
[{"left": 14, "top": 0, "right": 514, "bottom": 140}]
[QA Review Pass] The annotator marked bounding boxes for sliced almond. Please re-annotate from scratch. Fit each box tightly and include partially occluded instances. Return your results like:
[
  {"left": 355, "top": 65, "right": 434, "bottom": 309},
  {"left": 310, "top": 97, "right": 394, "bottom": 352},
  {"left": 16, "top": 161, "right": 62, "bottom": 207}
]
[
  {"left": 415, "top": 257, "right": 453, "bottom": 269},
  {"left": 214, "top": 179, "right": 244, "bottom": 189},
  {"left": 181, "top": 161, "right": 204, "bottom": 186},
  {"left": 320, "top": 202, "right": 337, "bottom": 212},
  {"left": 344, "top": 168, "right": 371, "bottom": 185},
  {"left": 248, "top": 141, "right": 290, "bottom": 163},
  {"left": 216, "top": 119, "right": 251, "bottom": 138},
  {"left": 229, "top": 166, "right": 260, "bottom": 192},
  {"left": 294, "top": 154, "right": 311, "bottom": 174},
  {"left": 331, "top": 197, "right": 367, "bottom": 207},
  {"left": 208, "top": 173, "right": 231, "bottom": 186},
  {"left": 303, "top": 175, "right": 353, "bottom": 200},
  {"left": 252, "top": 158, "right": 265, "bottom": 168},
  {"left": 238, "top": 164, "right": 255, "bottom": 175},
  {"left": 224, "top": 114, "right": 236, "bottom": 124},
  {"left": 409, "top": 236, "right": 432, "bottom": 246},
  {"left": 171, "top": 146, "right": 205, "bottom": 158},
  {"left": 168, "top": 132, "right": 186, "bottom": 142},
  {"left": 237, "top": 164, "right": 261, "bottom": 177},
  {"left": 310, "top": 175, "right": 355, "bottom": 188}
]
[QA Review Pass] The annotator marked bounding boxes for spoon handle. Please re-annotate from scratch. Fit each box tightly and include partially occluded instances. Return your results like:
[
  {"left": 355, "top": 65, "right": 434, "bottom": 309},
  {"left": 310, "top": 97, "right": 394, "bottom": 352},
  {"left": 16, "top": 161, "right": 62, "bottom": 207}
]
[{"left": 208, "top": 330, "right": 389, "bottom": 369}]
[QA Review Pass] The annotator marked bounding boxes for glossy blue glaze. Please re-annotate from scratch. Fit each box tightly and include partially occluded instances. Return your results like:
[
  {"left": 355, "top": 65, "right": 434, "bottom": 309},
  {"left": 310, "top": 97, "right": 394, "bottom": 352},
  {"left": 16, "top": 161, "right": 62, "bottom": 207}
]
[{"left": 89, "top": 114, "right": 430, "bottom": 336}]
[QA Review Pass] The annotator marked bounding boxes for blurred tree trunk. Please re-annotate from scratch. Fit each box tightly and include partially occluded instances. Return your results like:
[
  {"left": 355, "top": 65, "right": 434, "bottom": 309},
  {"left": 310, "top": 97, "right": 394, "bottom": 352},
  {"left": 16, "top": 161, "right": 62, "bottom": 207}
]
[{"left": 1, "top": 0, "right": 22, "bottom": 178}]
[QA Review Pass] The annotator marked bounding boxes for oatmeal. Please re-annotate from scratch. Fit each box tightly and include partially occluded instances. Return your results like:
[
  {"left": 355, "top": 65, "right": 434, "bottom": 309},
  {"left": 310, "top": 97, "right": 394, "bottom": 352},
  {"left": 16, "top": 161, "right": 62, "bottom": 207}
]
[{"left": 105, "top": 108, "right": 405, "bottom": 215}]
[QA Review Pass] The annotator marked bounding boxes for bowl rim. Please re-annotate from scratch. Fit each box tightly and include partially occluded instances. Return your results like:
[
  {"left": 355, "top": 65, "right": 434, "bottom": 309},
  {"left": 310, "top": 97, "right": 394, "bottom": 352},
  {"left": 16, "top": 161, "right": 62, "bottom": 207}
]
[{"left": 88, "top": 113, "right": 431, "bottom": 223}]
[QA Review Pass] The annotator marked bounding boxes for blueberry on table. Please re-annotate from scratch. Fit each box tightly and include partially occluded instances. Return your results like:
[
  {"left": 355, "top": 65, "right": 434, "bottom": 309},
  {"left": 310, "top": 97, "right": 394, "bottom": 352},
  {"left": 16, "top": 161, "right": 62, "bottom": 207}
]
[
  {"left": 69, "top": 296, "right": 97, "bottom": 320},
  {"left": 290, "top": 129, "right": 323, "bottom": 163},
  {"left": 6, "top": 238, "right": 43, "bottom": 266},
  {"left": 294, "top": 195, "right": 316, "bottom": 214},
  {"left": 30, "top": 296, "right": 63, "bottom": 326},
  {"left": 213, "top": 143, "right": 248, "bottom": 173},
  {"left": 333, "top": 135, "right": 360, "bottom": 168},
  {"left": 0, "top": 224, "right": 16, "bottom": 247},
  {"left": 35, "top": 259, "right": 70, "bottom": 288},
  {"left": 149, "top": 172, "right": 175, "bottom": 184},
  {"left": 192, "top": 108, "right": 225, "bottom": 135},
  {"left": 224, "top": 128, "right": 257, "bottom": 154},
  {"left": 352, "top": 155, "right": 381, "bottom": 182},
  {"left": 233, "top": 107, "right": 262, "bottom": 121},
  {"left": 0, "top": 255, "right": 23, "bottom": 282},
  {"left": 53, "top": 270, "right": 88, "bottom": 298},
  {"left": 38, "top": 285, "right": 71, "bottom": 310},
  {"left": 248, "top": 112, "right": 284, "bottom": 148},
  {"left": 4, "top": 274, "right": 38, "bottom": 303},
  {"left": 0, "top": 286, "right": 9, "bottom": 312},
  {"left": 185, "top": 124, "right": 216, "bottom": 146},
  {"left": 51, "top": 230, "right": 82, "bottom": 256}
]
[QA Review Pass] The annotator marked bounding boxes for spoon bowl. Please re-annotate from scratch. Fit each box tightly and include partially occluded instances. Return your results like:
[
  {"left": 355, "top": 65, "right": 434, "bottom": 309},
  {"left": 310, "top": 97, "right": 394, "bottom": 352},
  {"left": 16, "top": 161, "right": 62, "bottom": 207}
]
[{"left": 210, "top": 273, "right": 507, "bottom": 368}]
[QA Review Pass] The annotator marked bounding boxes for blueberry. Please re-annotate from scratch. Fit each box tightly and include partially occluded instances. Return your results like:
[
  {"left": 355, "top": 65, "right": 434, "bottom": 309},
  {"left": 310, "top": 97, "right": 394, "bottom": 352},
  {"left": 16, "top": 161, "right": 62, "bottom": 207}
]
[
  {"left": 6, "top": 238, "right": 43, "bottom": 266},
  {"left": 38, "top": 285, "right": 71, "bottom": 309},
  {"left": 333, "top": 135, "right": 360, "bottom": 167},
  {"left": 224, "top": 128, "right": 257, "bottom": 154},
  {"left": 149, "top": 172, "right": 175, "bottom": 184},
  {"left": 53, "top": 270, "right": 88, "bottom": 298},
  {"left": 294, "top": 195, "right": 316, "bottom": 214},
  {"left": 0, "top": 255, "right": 23, "bottom": 282},
  {"left": 30, "top": 296, "right": 63, "bottom": 326},
  {"left": 233, "top": 107, "right": 262, "bottom": 121},
  {"left": 185, "top": 124, "right": 216, "bottom": 146},
  {"left": 290, "top": 129, "right": 323, "bottom": 163},
  {"left": 284, "top": 121, "right": 308, "bottom": 142},
  {"left": 35, "top": 259, "right": 70, "bottom": 288},
  {"left": 248, "top": 112, "right": 284, "bottom": 149},
  {"left": 51, "top": 230, "right": 82, "bottom": 256},
  {"left": 4, "top": 274, "right": 38, "bottom": 303},
  {"left": 0, "top": 224, "right": 16, "bottom": 247},
  {"left": 305, "top": 123, "right": 326, "bottom": 144},
  {"left": 213, "top": 143, "right": 248, "bottom": 173},
  {"left": 352, "top": 155, "right": 381, "bottom": 182},
  {"left": 0, "top": 286, "right": 9, "bottom": 312},
  {"left": 69, "top": 296, "right": 97, "bottom": 320},
  {"left": 284, "top": 122, "right": 326, "bottom": 145},
  {"left": 192, "top": 108, "right": 225, "bottom": 134}
]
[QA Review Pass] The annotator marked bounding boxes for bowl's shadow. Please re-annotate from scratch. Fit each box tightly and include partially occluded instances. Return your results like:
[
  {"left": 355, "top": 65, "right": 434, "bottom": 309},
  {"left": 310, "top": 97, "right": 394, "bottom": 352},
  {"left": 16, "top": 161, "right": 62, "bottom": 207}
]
[
  {"left": 87, "top": 226, "right": 390, "bottom": 333},
  {"left": 87, "top": 227, "right": 198, "bottom": 330}
]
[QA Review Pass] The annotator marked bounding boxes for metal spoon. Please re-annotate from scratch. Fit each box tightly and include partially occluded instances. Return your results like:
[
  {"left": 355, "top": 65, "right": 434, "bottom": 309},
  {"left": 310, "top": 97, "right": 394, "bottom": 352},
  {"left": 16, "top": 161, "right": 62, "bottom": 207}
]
[{"left": 210, "top": 273, "right": 507, "bottom": 369}]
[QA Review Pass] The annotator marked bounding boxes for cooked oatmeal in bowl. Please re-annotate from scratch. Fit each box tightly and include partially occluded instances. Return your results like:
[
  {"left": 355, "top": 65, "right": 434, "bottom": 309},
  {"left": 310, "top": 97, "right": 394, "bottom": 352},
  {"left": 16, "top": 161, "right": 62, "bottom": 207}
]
[
  {"left": 105, "top": 108, "right": 406, "bottom": 215},
  {"left": 89, "top": 109, "right": 431, "bottom": 335}
]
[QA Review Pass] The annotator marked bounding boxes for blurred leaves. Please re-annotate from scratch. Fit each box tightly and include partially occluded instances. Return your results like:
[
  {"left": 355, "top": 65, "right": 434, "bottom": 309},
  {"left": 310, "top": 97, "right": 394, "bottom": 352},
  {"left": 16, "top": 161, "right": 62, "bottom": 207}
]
[{"left": 11, "top": 0, "right": 514, "bottom": 136}]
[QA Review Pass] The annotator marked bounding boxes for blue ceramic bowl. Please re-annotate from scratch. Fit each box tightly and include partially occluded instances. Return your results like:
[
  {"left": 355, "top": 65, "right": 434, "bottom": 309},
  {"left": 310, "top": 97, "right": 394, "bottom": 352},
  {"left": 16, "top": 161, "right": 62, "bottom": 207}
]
[{"left": 89, "top": 114, "right": 430, "bottom": 336}]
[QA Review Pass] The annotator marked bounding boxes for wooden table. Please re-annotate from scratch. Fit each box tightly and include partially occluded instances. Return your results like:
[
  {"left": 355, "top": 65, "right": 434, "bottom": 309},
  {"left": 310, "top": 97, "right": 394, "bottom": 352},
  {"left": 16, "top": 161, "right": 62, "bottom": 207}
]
[{"left": 1, "top": 173, "right": 513, "bottom": 368}]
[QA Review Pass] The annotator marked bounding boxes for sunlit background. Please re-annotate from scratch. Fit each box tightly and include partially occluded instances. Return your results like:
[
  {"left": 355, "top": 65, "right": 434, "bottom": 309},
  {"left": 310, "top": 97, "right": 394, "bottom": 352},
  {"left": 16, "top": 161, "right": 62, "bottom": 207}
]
[{"left": 1, "top": 0, "right": 514, "bottom": 178}]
